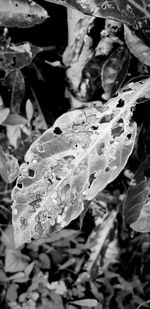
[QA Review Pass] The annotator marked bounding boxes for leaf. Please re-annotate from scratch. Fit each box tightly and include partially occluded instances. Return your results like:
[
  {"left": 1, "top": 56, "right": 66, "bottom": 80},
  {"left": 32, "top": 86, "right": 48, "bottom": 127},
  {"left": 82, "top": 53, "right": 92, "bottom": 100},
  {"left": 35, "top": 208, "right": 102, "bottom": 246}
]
[
  {"left": 124, "top": 155, "right": 150, "bottom": 232},
  {"left": 6, "top": 283, "right": 18, "bottom": 302},
  {"left": 44, "top": 0, "right": 150, "bottom": 29},
  {"left": 5, "top": 248, "right": 28, "bottom": 272},
  {"left": 0, "top": 0, "right": 48, "bottom": 28},
  {"left": 101, "top": 47, "right": 130, "bottom": 98},
  {"left": 124, "top": 25, "right": 150, "bottom": 67},
  {"left": 39, "top": 253, "right": 51, "bottom": 269},
  {"left": 81, "top": 211, "right": 117, "bottom": 278},
  {"left": 0, "top": 107, "right": 10, "bottom": 125},
  {"left": 12, "top": 79, "right": 150, "bottom": 246},
  {"left": 1, "top": 225, "right": 16, "bottom": 249},
  {"left": 4, "top": 70, "right": 25, "bottom": 114},
  {"left": 0, "top": 41, "right": 47, "bottom": 76},
  {"left": 6, "top": 125, "right": 21, "bottom": 149},
  {"left": 11, "top": 78, "right": 150, "bottom": 247},
  {"left": 3, "top": 113, "right": 28, "bottom": 126},
  {"left": 26, "top": 99, "right": 34, "bottom": 122},
  {"left": 70, "top": 299, "right": 98, "bottom": 307},
  {"left": 0, "top": 146, "right": 20, "bottom": 183}
]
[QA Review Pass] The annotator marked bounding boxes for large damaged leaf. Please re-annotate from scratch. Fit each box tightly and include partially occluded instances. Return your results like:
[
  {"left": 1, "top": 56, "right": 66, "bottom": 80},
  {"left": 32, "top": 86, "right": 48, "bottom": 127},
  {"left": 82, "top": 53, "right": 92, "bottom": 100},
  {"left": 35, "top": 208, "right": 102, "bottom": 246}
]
[
  {"left": 11, "top": 78, "right": 150, "bottom": 247},
  {"left": 0, "top": 0, "right": 48, "bottom": 28},
  {"left": 44, "top": 0, "right": 150, "bottom": 29}
]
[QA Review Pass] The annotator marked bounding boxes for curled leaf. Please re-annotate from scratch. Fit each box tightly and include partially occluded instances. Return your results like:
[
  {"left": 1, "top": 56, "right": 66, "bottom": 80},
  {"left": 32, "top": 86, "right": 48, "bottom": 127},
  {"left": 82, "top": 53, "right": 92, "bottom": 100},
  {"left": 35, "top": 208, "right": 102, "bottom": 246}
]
[
  {"left": 0, "top": 0, "right": 48, "bottom": 28},
  {"left": 0, "top": 146, "right": 20, "bottom": 183},
  {"left": 101, "top": 47, "right": 130, "bottom": 98},
  {"left": 124, "top": 25, "right": 150, "bottom": 67}
]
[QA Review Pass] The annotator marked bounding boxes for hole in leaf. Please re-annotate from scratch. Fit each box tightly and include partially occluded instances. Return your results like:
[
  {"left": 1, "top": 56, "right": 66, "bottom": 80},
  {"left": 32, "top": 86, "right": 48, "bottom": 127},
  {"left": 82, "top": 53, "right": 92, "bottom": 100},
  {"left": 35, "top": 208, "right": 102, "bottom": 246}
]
[
  {"left": 100, "top": 114, "right": 114, "bottom": 123},
  {"left": 17, "top": 183, "right": 22, "bottom": 189},
  {"left": 117, "top": 99, "right": 124, "bottom": 108},
  {"left": 112, "top": 125, "right": 124, "bottom": 138},
  {"left": 53, "top": 127, "right": 62, "bottom": 135},
  {"left": 105, "top": 167, "right": 110, "bottom": 172},
  {"left": 127, "top": 133, "right": 132, "bottom": 139},
  {"left": 28, "top": 169, "right": 35, "bottom": 177},
  {"left": 88, "top": 173, "right": 96, "bottom": 186},
  {"left": 91, "top": 126, "right": 98, "bottom": 130}
]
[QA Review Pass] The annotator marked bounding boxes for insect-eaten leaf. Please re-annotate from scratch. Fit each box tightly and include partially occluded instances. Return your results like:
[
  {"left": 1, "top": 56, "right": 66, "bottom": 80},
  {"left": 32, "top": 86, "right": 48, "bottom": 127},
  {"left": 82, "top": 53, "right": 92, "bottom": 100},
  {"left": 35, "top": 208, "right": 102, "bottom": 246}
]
[
  {"left": 45, "top": 0, "right": 150, "bottom": 29},
  {"left": 124, "top": 25, "right": 150, "bottom": 67},
  {"left": 124, "top": 155, "right": 150, "bottom": 233},
  {"left": 0, "top": 42, "right": 45, "bottom": 77},
  {"left": 101, "top": 47, "right": 130, "bottom": 99},
  {"left": 0, "top": 0, "right": 48, "bottom": 28},
  {"left": 0, "top": 146, "right": 20, "bottom": 183},
  {"left": 16, "top": 79, "right": 150, "bottom": 247}
]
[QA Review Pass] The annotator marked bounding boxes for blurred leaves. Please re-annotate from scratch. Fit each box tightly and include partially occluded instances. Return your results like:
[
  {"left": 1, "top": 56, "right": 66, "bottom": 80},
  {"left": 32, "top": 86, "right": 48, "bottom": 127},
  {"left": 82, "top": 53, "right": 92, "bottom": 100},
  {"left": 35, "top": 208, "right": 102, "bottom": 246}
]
[
  {"left": 0, "top": 0, "right": 48, "bottom": 28},
  {"left": 0, "top": 146, "right": 19, "bottom": 183}
]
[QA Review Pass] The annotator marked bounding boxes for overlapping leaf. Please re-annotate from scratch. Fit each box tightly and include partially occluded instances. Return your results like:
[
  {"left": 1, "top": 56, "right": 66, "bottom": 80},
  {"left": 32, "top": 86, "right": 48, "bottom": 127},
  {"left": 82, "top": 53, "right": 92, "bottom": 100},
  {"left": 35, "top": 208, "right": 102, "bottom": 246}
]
[
  {"left": 124, "top": 155, "right": 150, "bottom": 233},
  {"left": 0, "top": 42, "right": 44, "bottom": 77},
  {"left": 45, "top": 0, "right": 150, "bottom": 29},
  {"left": 124, "top": 25, "right": 150, "bottom": 67},
  {"left": 11, "top": 78, "right": 150, "bottom": 247},
  {"left": 0, "top": 0, "right": 48, "bottom": 28},
  {"left": 0, "top": 146, "right": 20, "bottom": 183},
  {"left": 101, "top": 47, "right": 130, "bottom": 98}
]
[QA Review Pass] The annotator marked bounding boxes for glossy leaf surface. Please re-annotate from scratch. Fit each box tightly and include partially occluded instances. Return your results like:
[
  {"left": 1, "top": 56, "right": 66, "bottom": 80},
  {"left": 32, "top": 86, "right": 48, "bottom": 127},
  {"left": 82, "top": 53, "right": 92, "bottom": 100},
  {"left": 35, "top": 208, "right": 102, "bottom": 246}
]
[
  {"left": 45, "top": 0, "right": 150, "bottom": 29},
  {"left": 0, "top": 0, "right": 48, "bottom": 28}
]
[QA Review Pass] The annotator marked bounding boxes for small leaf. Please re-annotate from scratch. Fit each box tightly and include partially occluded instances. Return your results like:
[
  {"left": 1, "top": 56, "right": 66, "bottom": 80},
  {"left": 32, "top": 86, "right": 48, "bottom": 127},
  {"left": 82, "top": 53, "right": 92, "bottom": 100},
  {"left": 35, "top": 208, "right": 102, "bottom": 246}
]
[
  {"left": 6, "top": 283, "right": 18, "bottom": 302},
  {"left": 5, "top": 248, "right": 28, "bottom": 273},
  {"left": 26, "top": 99, "right": 34, "bottom": 122},
  {"left": 124, "top": 25, "right": 150, "bottom": 67},
  {"left": 0, "top": 0, "right": 48, "bottom": 28},
  {"left": 3, "top": 113, "right": 28, "bottom": 126},
  {"left": 70, "top": 299, "right": 98, "bottom": 307},
  {"left": 0, "top": 146, "right": 20, "bottom": 183},
  {"left": 1, "top": 225, "right": 16, "bottom": 249},
  {"left": 101, "top": 47, "right": 130, "bottom": 98},
  {"left": 0, "top": 107, "right": 10, "bottom": 125},
  {"left": 39, "top": 253, "right": 51, "bottom": 269}
]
